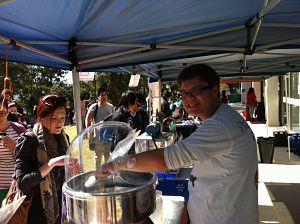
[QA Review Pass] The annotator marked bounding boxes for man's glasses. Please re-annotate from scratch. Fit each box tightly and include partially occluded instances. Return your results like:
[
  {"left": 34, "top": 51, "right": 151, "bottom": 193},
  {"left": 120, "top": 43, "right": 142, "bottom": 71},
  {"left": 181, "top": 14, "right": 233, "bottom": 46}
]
[{"left": 180, "top": 84, "right": 214, "bottom": 99}]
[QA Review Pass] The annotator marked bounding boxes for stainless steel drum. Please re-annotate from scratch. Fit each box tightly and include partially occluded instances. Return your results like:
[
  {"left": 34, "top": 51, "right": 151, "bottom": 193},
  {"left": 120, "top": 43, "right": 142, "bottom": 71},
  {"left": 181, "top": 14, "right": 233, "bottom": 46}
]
[{"left": 63, "top": 170, "right": 157, "bottom": 224}]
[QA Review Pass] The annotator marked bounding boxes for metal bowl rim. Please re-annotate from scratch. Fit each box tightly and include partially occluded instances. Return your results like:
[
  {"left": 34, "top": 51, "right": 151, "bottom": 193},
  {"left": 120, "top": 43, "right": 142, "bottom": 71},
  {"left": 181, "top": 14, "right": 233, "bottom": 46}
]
[{"left": 63, "top": 173, "right": 157, "bottom": 198}]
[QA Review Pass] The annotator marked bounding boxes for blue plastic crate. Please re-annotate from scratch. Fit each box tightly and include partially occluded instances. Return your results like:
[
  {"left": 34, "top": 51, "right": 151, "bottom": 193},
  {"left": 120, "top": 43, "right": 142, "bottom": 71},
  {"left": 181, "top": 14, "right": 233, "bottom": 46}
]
[
  {"left": 156, "top": 178, "right": 189, "bottom": 202},
  {"left": 289, "top": 133, "right": 300, "bottom": 149}
]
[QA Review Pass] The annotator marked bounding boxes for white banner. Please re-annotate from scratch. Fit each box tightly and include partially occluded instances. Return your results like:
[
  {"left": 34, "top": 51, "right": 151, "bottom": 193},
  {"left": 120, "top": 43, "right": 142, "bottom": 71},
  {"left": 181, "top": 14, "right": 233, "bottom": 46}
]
[
  {"left": 79, "top": 72, "right": 95, "bottom": 81},
  {"left": 128, "top": 74, "right": 140, "bottom": 87}
]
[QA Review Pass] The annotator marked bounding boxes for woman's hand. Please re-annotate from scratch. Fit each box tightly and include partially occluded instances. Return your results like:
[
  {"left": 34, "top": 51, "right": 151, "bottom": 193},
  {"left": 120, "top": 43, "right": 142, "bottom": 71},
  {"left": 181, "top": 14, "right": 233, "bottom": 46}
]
[
  {"left": 2, "top": 136, "right": 17, "bottom": 151},
  {"left": 49, "top": 155, "right": 66, "bottom": 167},
  {"left": 49, "top": 155, "right": 78, "bottom": 167},
  {"left": 40, "top": 155, "right": 78, "bottom": 178}
]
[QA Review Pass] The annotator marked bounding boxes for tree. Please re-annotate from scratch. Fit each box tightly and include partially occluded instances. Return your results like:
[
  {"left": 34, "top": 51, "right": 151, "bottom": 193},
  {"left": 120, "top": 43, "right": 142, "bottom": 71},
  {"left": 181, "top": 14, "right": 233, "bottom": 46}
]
[
  {"left": 80, "top": 72, "right": 149, "bottom": 106},
  {"left": 0, "top": 61, "right": 69, "bottom": 115}
]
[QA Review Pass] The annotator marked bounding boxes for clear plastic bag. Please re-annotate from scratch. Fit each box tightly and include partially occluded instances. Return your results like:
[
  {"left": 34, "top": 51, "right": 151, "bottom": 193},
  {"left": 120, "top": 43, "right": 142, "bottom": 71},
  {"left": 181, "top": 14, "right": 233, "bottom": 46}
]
[
  {"left": 108, "top": 129, "right": 140, "bottom": 161},
  {"left": 0, "top": 195, "right": 26, "bottom": 224}
]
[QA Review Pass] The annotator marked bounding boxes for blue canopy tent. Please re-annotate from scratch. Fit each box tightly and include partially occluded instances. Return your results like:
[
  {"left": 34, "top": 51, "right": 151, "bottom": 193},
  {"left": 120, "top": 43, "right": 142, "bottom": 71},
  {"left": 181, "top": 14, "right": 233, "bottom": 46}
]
[{"left": 1, "top": 0, "right": 300, "bottom": 132}]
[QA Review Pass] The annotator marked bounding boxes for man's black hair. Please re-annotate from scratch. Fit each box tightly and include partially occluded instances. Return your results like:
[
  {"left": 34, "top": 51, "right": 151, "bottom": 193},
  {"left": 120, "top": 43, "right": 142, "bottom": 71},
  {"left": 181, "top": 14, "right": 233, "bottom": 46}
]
[
  {"left": 97, "top": 87, "right": 108, "bottom": 96},
  {"left": 177, "top": 64, "right": 220, "bottom": 87},
  {"left": 135, "top": 92, "right": 146, "bottom": 104},
  {"left": 118, "top": 91, "right": 136, "bottom": 108}
]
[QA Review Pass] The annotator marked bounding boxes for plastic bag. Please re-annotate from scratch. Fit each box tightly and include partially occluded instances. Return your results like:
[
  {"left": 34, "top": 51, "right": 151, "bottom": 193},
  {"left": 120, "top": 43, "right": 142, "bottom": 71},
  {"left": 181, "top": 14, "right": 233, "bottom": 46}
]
[
  {"left": 108, "top": 129, "right": 140, "bottom": 161},
  {"left": 0, "top": 195, "right": 26, "bottom": 224}
]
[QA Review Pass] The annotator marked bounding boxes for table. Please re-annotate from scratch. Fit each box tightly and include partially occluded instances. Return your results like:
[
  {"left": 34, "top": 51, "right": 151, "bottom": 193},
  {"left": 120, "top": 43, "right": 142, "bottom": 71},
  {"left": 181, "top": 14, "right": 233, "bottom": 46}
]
[
  {"left": 175, "top": 123, "right": 198, "bottom": 140},
  {"left": 135, "top": 132, "right": 175, "bottom": 154}
]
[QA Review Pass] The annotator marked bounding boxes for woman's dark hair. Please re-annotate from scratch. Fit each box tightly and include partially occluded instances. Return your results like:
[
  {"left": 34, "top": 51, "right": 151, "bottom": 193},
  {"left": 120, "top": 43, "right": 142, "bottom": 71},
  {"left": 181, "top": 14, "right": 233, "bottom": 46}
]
[
  {"left": 118, "top": 91, "right": 136, "bottom": 109},
  {"left": 248, "top": 87, "right": 255, "bottom": 94},
  {"left": 36, "top": 94, "right": 66, "bottom": 118},
  {"left": 177, "top": 64, "right": 220, "bottom": 87}
]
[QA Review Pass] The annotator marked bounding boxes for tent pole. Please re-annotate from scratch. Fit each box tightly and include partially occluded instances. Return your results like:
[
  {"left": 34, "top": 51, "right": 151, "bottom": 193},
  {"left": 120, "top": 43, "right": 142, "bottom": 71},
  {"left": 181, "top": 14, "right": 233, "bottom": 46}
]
[
  {"left": 0, "top": 35, "right": 71, "bottom": 65},
  {"left": 158, "top": 78, "right": 162, "bottom": 113},
  {"left": 256, "top": 38, "right": 300, "bottom": 52},
  {"left": 72, "top": 67, "right": 82, "bottom": 134},
  {"left": 249, "top": 0, "right": 282, "bottom": 26},
  {"left": 251, "top": 56, "right": 300, "bottom": 72},
  {"left": 262, "top": 23, "right": 300, "bottom": 28},
  {"left": 250, "top": 0, "right": 269, "bottom": 50}
]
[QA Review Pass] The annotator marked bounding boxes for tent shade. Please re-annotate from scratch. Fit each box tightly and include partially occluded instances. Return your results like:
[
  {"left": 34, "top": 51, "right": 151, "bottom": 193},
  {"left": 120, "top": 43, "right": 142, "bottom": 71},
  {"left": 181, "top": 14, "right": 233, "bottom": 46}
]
[{"left": 1, "top": 0, "right": 300, "bottom": 80}]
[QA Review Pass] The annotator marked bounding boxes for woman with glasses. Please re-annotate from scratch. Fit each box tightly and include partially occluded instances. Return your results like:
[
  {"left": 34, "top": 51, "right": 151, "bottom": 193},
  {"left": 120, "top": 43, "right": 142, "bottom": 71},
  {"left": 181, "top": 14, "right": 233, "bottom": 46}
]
[
  {"left": 15, "top": 94, "right": 74, "bottom": 224},
  {"left": 0, "top": 99, "right": 26, "bottom": 203}
]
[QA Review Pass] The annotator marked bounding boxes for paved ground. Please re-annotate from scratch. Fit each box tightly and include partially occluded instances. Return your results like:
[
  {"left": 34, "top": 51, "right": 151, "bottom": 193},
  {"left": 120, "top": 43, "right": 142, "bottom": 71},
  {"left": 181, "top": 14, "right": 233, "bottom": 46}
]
[{"left": 229, "top": 102, "right": 300, "bottom": 224}]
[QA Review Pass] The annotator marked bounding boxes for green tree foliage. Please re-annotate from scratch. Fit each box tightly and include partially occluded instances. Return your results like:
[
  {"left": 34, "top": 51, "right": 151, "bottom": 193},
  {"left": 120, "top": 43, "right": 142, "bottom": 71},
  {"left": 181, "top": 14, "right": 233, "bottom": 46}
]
[
  {"left": 0, "top": 61, "right": 150, "bottom": 117},
  {"left": 80, "top": 72, "right": 149, "bottom": 106},
  {"left": 0, "top": 61, "right": 70, "bottom": 115}
]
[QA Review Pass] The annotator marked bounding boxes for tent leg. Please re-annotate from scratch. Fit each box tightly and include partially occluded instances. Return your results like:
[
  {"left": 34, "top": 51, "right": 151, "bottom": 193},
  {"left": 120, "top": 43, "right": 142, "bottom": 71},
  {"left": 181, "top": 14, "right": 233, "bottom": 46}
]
[
  {"left": 158, "top": 78, "right": 162, "bottom": 113},
  {"left": 72, "top": 67, "right": 82, "bottom": 134}
]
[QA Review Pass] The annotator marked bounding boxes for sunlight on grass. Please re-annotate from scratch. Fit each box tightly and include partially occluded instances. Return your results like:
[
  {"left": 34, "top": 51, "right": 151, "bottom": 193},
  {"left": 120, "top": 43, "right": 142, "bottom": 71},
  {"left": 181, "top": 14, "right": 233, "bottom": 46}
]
[
  {"left": 64, "top": 125, "right": 78, "bottom": 142},
  {"left": 64, "top": 125, "right": 96, "bottom": 172}
]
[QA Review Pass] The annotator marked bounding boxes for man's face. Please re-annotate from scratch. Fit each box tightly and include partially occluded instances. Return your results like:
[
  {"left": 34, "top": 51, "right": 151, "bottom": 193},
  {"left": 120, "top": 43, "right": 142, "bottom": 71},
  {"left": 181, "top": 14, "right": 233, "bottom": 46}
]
[
  {"left": 180, "top": 76, "right": 218, "bottom": 119},
  {"left": 98, "top": 92, "right": 108, "bottom": 105}
]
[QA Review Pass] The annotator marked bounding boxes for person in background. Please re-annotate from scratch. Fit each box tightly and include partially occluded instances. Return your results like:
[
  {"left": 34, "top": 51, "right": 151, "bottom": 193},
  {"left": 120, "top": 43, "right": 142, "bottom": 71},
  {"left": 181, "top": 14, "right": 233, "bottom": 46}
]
[
  {"left": 104, "top": 91, "right": 142, "bottom": 154},
  {"left": 1, "top": 89, "right": 13, "bottom": 104},
  {"left": 0, "top": 99, "right": 26, "bottom": 204},
  {"left": 220, "top": 89, "right": 228, "bottom": 104},
  {"left": 246, "top": 87, "right": 257, "bottom": 119},
  {"left": 15, "top": 94, "right": 76, "bottom": 224},
  {"left": 78, "top": 95, "right": 87, "bottom": 129},
  {"left": 85, "top": 87, "right": 114, "bottom": 128},
  {"left": 105, "top": 91, "right": 141, "bottom": 129},
  {"left": 97, "top": 64, "right": 258, "bottom": 224},
  {"left": 67, "top": 107, "right": 74, "bottom": 126},
  {"left": 161, "top": 90, "right": 172, "bottom": 118},
  {"left": 135, "top": 92, "right": 149, "bottom": 134},
  {"left": 8, "top": 102, "right": 27, "bottom": 127},
  {"left": 85, "top": 87, "right": 115, "bottom": 167}
]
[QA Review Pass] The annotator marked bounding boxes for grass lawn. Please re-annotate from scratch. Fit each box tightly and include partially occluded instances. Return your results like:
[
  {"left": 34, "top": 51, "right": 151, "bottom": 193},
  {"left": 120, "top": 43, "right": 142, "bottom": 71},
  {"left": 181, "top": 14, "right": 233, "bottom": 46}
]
[
  {"left": 64, "top": 125, "right": 96, "bottom": 171},
  {"left": 64, "top": 125, "right": 78, "bottom": 142}
]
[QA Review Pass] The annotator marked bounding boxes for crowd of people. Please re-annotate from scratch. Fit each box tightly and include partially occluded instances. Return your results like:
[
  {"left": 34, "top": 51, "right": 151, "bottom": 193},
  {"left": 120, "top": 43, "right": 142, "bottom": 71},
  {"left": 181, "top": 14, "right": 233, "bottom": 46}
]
[{"left": 0, "top": 64, "right": 259, "bottom": 224}]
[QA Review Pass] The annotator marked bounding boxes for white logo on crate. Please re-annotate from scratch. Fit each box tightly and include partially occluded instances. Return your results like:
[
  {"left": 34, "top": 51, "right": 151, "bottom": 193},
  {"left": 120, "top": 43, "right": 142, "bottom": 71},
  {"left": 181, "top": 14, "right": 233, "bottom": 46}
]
[{"left": 176, "top": 184, "right": 185, "bottom": 192}]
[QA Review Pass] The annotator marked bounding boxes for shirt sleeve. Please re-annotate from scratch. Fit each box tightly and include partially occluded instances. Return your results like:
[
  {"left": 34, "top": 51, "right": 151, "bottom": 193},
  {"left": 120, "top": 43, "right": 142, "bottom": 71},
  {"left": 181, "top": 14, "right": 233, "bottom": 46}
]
[
  {"left": 15, "top": 134, "right": 43, "bottom": 193},
  {"left": 164, "top": 119, "right": 232, "bottom": 169}
]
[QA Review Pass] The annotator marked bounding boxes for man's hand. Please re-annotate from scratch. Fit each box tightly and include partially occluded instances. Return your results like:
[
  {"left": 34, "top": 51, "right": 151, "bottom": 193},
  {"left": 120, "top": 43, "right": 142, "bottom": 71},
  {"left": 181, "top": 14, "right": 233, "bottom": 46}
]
[
  {"left": 95, "top": 162, "right": 116, "bottom": 179},
  {"left": 2, "top": 136, "right": 17, "bottom": 151}
]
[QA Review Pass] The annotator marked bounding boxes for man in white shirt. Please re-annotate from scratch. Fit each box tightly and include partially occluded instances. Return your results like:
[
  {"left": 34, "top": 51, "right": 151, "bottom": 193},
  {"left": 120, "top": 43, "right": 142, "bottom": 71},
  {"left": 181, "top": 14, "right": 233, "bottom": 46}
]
[
  {"left": 96, "top": 64, "right": 258, "bottom": 224},
  {"left": 86, "top": 87, "right": 115, "bottom": 166}
]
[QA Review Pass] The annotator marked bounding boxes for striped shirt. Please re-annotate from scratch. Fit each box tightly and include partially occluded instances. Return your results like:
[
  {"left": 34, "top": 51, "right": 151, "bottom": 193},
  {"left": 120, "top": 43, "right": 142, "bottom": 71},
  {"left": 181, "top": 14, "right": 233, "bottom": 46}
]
[{"left": 0, "top": 125, "right": 20, "bottom": 189}]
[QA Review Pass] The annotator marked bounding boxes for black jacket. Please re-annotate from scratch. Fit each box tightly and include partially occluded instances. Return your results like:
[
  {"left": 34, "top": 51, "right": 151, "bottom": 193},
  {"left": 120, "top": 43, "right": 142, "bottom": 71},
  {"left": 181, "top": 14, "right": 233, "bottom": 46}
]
[{"left": 15, "top": 133, "right": 66, "bottom": 224}]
